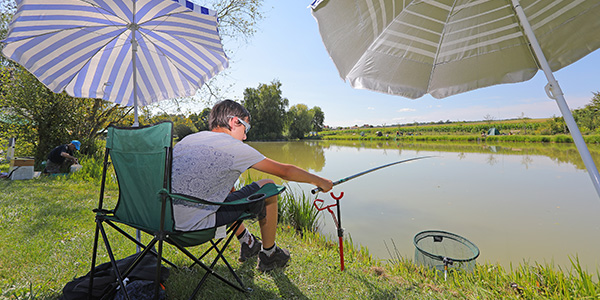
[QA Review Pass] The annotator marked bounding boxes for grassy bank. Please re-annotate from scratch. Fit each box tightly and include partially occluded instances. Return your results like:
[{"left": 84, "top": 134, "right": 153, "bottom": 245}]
[
  {"left": 318, "top": 118, "right": 600, "bottom": 145},
  {"left": 320, "top": 132, "right": 600, "bottom": 144},
  {"left": 1, "top": 176, "right": 600, "bottom": 299}
]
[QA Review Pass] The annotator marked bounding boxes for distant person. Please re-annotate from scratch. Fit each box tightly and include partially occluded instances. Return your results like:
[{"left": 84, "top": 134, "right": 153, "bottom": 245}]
[
  {"left": 171, "top": 100, "right": 333, "bottom": 272},
  {"left": 43, "top": 140, "right": 80, "bottom": 174}
]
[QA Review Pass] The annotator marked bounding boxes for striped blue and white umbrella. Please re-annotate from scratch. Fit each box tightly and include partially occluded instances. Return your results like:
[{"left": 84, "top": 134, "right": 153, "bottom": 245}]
[{"left": 2, "top": 0, "right": 228, "bottom": 124}]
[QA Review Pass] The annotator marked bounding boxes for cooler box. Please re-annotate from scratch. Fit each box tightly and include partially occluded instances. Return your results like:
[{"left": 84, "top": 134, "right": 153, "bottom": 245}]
[
  {"left": 9, "top": 158, "right": 35, "bottom": 180},
  {"left": 10, "top": 158, "right": 34, "bottom": 167},
  {"left": 70, "top": 164, "right": 83, "bottom": 173}
]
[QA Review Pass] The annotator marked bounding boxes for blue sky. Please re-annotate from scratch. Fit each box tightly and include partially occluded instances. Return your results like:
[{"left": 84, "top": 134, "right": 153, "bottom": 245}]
[{"left": 218, "top": 1, "right": 600, "bottom": 128}]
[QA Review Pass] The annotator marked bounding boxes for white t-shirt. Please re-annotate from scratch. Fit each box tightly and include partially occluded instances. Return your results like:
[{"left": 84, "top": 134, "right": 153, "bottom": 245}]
[{"left": 171, "top": 131, "right": 265, "bottom": 231}]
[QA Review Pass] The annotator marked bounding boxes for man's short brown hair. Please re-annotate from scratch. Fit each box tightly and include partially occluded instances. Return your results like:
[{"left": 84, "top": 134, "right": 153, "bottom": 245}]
[{"left": 209, "top": 100, "right": 251, "bottom": 130}]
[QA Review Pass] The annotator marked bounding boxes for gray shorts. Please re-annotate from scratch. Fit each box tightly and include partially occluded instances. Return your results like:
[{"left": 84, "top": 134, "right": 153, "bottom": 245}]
[{"left": 214, "top": 182, "right": 266, "bottom": 227}]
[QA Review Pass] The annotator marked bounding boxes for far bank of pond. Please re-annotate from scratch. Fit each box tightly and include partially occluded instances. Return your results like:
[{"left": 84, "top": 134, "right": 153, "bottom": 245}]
[
  {"left": 244, "top": 139, "right": 600, "bottom": 272},
  {"left": 318, "top": 132, "right": 600, "bottom": 145}
]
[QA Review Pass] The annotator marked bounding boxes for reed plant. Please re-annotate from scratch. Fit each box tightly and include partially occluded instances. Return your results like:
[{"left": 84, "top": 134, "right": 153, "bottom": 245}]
[
  {"left": 239, "top": 173, "right": 321, "bottom": 234},
  {"left": 277, "top": 185, "right": 321, "bottom": 233}
]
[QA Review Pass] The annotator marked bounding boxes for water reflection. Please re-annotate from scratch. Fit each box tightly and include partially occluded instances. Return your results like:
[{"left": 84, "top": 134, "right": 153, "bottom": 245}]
[
  {"left": 250, "top": 141, "right": 326, "bottom": 172},
  {"left": 246, "top": 140, "right": 600, "bottom": 271}
]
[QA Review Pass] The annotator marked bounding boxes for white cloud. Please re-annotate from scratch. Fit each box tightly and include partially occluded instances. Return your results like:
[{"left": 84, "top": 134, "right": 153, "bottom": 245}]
[{"left": 397, "top": 108, "right": 416, "bottom": 113}]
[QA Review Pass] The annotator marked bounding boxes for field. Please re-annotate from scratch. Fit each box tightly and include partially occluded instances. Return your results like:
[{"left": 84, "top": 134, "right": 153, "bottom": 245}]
[{"left": 1, "top": 173, "right": 600, "bottom": 299}]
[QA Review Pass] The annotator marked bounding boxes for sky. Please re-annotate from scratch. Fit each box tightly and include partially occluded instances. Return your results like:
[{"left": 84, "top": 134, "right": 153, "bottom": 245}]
[{"left": 215, "top": 1, "right": 600, "bottom": 128}]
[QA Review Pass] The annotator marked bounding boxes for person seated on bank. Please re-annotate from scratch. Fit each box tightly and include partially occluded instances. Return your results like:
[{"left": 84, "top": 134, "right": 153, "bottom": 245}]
[
  {"left": 171, "top": 100, "right": 333, "bottom": 272},
  {"left": 43, "top": 140, "right": 80, "bottom": 174}
]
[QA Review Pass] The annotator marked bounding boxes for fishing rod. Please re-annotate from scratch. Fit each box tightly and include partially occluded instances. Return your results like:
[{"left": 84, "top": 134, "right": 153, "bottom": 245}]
[{"left": 311, "top": 156, "right": 434, "bottom": 194}]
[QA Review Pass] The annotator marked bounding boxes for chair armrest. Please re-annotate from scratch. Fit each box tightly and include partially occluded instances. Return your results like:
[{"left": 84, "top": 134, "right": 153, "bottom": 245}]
[
  {"left": 164, "top": 191, "right": 265, "bottom": 206},
  {"left": 158, "top": 183, "right": 285, "bottom": 207}
]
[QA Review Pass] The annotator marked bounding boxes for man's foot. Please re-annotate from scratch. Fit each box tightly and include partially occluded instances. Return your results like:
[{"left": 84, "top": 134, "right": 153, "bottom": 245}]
[
  {"left": 239, "top": 235, "right": 262, "bottom": 262},
  {"left": 257, "top": 246, "right": 290, "bottom": 272}
]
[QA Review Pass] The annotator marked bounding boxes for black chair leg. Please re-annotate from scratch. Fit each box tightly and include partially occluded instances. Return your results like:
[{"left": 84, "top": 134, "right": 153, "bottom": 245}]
[
  {"left": 88, "top": 221, "right": 101, "bottom": 300},
  {"left": 98, "top": 223, "right": 131, "bottom": 300},
  {"left": 154, "top": 238, "right": 164, "bottom": 300},
  {"left": 187, "top": 221, "right": 250, "bottom": 299}
]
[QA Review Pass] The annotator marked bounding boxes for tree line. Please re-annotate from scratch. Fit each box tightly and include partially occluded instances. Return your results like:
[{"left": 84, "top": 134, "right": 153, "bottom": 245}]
[
  {"left": 137, "top": 80, "right": 324, "bottom": 141},
  {"left": 0, "top": 66, "right": 324, "bottom": 165},
  {"left": 319, "top": 92, "right": 600, "bottom": 140}
]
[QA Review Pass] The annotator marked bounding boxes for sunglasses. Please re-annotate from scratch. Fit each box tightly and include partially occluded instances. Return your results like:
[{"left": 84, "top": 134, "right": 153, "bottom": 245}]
[{"left": 227, "top": 115, "right": 251, "bottom": 134}]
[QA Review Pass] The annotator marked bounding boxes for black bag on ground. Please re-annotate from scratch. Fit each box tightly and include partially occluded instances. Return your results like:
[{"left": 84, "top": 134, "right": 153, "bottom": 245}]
[{"left": 60, "top": 253, "right": 169, "bottom": 300}]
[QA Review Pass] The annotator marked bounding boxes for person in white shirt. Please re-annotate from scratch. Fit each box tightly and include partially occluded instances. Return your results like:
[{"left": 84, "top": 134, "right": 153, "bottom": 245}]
[{"left": 172, "top": 99, "right": 333, "bottom": 271}]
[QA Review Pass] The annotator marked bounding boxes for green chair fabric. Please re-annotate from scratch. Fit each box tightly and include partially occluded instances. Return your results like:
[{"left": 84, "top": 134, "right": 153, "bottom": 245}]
[
  {"left": 89, "top": 121, "right": 285, "bottom": 299},
  {"left": 107, "top": 121, "right": 174, "bottom": 233}
]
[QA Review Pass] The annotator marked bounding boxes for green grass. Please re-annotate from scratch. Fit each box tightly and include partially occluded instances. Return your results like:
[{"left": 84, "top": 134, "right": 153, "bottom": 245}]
[{"left": 2, "top": 175, "right": 600, "bottom": 299}]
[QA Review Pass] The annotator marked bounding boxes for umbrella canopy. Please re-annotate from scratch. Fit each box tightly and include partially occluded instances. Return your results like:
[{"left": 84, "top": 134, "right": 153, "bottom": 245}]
[
  {"left": 311, "top": 0, "right": 600, "bottom": 99},
  {"left": 2, "top": 0, "right": 228, "bottom": 124},
  {"left": 311, "top": 0, "right": 600, "bottom": 197}
]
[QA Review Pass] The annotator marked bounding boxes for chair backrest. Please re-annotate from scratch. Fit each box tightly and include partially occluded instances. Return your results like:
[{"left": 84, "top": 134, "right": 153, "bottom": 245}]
[{"left": 107, "top": 121, "right": 174, "bottom": 232}]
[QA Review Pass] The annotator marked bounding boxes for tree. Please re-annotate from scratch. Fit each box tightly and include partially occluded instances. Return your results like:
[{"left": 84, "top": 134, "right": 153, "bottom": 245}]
[
  {"left": 1, "top": 1, "right": 132, "bottom": 162},
  {"left": 151, "top": 0, "right": 266, "bottom": 110},
  {"left": 287, "top": 104, "right": 312, "bottom": 140},
  {"left": 483, "top": 114, "right": 494, "bottom": 124},
  {"left": 208, "top": 0, "right": 264, "bottom": 42},
  {"left": 189, "top": 108, "right": 211, "bottom": 132},
  {"left": 172, "top": 115, "right": 198, "bottom": 140},
  {"left": 310, "top": 106, "right": 325, "bottom": 132},
  {"left": 242, "top": 80, "right": 288, "bottom": 141},
  {"left": 573, "top": 92, "right": 600, "bottom": 133},
  {"left": 539, "top": 116, "right": 568, "bottom": 135},
  {"left": 0, "top": 64, "right": 130, "bottom": 164}
]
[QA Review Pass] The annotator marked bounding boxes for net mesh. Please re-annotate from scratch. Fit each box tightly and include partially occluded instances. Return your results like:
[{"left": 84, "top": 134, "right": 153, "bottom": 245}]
[{"left": 414, "top": 230, "right": 479, "bottom": 274}]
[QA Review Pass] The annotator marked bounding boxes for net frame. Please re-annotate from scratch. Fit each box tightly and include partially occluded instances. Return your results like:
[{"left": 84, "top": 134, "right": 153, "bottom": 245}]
[{"left": 413, "top": 230, "right": 480, "bottom": 274}]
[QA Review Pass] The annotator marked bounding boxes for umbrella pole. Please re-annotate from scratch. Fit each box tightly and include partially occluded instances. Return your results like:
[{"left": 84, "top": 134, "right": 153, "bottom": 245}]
[
  {"left": 132, "top": 36, "right": 139, "bottom": 126},
  {"left": 131, "top": 0, "right": 139, "bottom": 127},
  {"left": 512, "top": 0, "right": 600, "bottom": 198},
  {"left": 130, "top": 1, "right": 142, "bottom": 251}
]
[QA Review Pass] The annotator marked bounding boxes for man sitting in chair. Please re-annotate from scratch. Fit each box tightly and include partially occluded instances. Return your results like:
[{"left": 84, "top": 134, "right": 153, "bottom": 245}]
[{"left": 172, "top": 100, "right": 333, "bottom": 272}]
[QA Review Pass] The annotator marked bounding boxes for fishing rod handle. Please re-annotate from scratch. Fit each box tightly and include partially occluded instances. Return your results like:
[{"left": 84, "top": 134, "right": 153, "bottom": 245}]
[{"left": 311, "top": 179, "right": 343, "bottom": 194}]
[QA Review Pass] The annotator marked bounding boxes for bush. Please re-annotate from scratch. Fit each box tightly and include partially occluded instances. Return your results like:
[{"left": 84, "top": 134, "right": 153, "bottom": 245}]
[{"left": 554, "top": 135, "right": 573, "bottom": 143}]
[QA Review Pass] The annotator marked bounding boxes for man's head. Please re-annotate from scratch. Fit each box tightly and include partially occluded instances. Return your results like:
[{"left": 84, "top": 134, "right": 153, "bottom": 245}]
[
  {"left": 209, "top": 100, "right": 251, "bottom": 131},
  {"left": 70, "top": 140, "right": 81, "bottom": 151}
]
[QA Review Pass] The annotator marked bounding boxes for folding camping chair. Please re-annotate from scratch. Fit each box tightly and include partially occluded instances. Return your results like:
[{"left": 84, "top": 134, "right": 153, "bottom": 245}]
[{"left": 89, "top": 121, "right": 285, "bottom": 299}]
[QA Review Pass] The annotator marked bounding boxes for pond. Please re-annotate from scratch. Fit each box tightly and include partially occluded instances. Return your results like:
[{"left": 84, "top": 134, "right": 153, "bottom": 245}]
[{"left": 244, "top": 139, "right": 600, "bottom": 271}]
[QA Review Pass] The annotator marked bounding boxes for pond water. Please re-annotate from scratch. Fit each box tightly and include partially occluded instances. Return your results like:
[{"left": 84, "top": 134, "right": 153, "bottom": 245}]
[{"left": 244, "top": 140, "right": 600, "bottom": 271}]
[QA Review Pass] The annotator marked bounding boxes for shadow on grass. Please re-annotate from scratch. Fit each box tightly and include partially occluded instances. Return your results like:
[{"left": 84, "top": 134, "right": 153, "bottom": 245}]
[
  {"left": 347, "top": 271, "right": 413, "bottom": 299},
  {"left": 165, "top": 255, "right": 308, "bottom": 299},
  {"left": 265, "top": 269, "right": 309, "bottom": 300}
]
